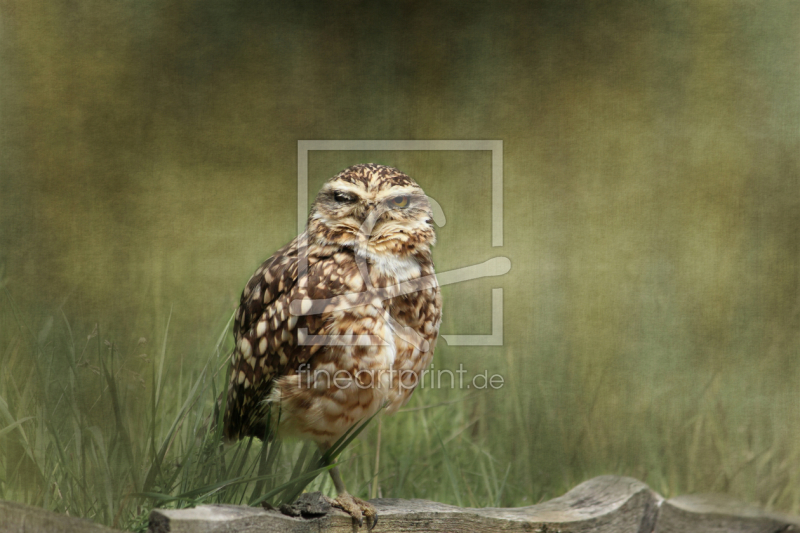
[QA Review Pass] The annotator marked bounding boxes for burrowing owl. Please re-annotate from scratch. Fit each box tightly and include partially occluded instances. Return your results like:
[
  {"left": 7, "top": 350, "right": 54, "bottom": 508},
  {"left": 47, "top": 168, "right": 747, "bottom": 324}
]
[{"left": 223, "top": 164, "right": 442, "bottom": 528}]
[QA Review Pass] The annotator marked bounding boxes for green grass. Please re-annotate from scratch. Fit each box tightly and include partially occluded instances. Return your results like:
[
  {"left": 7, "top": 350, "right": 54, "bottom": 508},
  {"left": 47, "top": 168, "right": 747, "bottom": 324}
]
[
  {"left": 0, "top": 290, "right": 515, "bottom": 530},
  {"left": 1, "top": 286, "right": 799, "bottom": 531},
  {"left": 0, "top": 292, "right": 372, "bottom": 530}
]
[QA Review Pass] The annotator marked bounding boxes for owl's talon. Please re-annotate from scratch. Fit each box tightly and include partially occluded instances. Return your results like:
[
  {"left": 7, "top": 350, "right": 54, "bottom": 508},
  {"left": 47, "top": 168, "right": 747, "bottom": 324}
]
[{"left": 327, "top": 492, "right": 377, "bottom": 529}]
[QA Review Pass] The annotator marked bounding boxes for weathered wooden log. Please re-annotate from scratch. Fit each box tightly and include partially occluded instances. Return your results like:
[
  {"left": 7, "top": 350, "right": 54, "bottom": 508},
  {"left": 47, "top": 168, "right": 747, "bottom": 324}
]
[
  {"left": 0, "top": 500, "right": 122, "bottom": 533},
  {"left": 149, "top": 475, "right": 662, "bottom": 533},
  {"left": 3, "top": 476, "right": 799, "bottom": 532},
  {"left": 656, "top": 493, "right": 800, "bottom": 533}
]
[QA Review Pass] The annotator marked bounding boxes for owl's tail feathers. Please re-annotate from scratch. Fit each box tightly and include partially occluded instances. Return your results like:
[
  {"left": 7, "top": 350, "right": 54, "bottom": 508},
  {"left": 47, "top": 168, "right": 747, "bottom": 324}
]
[
  {"left": 220, "top": 387, "right": 276, "bottom": 444},
  {"left": 222, "top": 408, "right": 274, "bottom": 444},
  {"left": 196, "top": 378, "right": 254, "bottom": 445}
]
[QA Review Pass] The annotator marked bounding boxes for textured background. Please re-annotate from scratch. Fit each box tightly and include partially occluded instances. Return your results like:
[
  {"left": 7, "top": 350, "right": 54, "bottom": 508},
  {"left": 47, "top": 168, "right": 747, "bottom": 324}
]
[{"left": 1, "top": 0, "right": 798, "bottom": 509}]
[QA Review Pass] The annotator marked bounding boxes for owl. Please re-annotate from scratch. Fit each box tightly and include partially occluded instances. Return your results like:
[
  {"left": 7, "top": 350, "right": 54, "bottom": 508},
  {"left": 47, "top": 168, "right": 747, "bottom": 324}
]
[{"left": 223, "top": 164, "right": 442, "bottom": 528}]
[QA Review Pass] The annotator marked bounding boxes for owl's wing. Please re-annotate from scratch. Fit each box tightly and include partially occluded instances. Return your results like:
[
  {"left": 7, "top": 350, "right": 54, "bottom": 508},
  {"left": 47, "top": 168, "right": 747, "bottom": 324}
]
[{"left": 223, "top": 234, "right": 361, "bottom": 441}]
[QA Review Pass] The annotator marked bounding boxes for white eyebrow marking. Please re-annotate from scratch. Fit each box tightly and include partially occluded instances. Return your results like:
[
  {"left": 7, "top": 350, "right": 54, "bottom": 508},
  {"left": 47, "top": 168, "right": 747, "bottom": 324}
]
[
  {"left": 373, "top": 186, "right": 421, "bottom": 200},
  {"left": 324, "top": 182, "right": 364, "bottom": 196}
]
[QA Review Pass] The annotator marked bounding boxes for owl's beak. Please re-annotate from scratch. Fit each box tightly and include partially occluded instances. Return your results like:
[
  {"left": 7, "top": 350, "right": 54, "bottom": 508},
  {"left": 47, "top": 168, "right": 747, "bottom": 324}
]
[{"left": 358, "top": 204, "right": 383, "bottom": 237}]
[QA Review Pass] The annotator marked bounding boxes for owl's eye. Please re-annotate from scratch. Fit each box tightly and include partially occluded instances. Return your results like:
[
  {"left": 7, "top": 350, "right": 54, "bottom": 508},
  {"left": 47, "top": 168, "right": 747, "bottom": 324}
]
[
  {"left": 390, "top": 195, "right": 410, "bottom": 208},
  {"left": 333, "top": 191, "right": 355, "bottom": 203}
]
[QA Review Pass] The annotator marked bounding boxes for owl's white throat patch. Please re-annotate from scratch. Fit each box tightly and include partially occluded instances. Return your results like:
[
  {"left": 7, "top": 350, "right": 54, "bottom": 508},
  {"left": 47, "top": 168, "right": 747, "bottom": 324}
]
[{"left": 361, "top": 249, "right": 422, "bottom": 282}]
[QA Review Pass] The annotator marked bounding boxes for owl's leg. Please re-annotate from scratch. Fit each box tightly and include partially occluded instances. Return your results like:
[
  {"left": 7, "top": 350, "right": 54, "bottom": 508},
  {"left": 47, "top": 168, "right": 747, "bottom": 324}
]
[{"left": 326, "top": 464, "right": 378, "bottom": 530}]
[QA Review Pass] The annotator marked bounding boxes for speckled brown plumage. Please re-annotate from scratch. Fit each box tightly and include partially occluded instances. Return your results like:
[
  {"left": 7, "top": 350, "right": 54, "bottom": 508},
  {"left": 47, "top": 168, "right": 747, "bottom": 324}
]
[{"left": 223, "top": 164, "right": 442, "bottom": 451}]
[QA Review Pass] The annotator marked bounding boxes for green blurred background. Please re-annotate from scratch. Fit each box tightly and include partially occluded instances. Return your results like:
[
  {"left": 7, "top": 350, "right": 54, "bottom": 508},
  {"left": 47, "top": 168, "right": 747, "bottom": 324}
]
[{"left": 2, "top": 0, "right": 799, "bottom": 517}]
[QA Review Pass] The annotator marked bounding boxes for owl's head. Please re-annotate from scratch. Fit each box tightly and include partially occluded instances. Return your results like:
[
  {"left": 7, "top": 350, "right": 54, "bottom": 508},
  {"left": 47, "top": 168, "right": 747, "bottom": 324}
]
[{"left": 308, "top": 164, "right": 436, "bottom": 258}]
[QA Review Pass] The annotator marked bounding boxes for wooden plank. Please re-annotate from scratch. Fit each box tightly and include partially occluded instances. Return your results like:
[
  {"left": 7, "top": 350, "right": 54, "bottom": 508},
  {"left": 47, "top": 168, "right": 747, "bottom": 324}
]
[
  {"left": 0, "top": 500, "right": 123, "bottom": 533},
  {"left": 5, "top": 476, "right": 800, "bottom": 533},
  {"left": 149, "top": 475, "right": 662, "bottom": 533},
  {"left": 655, "top": 493, "right": 800, "bottom": 533}
]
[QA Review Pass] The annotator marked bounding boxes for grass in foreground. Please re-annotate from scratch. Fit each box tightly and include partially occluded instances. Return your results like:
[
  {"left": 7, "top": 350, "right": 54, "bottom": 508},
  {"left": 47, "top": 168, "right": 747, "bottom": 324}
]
[
  {"left": 1, "top": 289, "right": 799, "bottom": 530},
  {"left": 0, "top": 293, "right": 509, "bottom": 530},
  {"left": 0, "top": 293, "right": 365, "bottom": 530}
]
